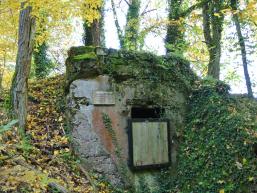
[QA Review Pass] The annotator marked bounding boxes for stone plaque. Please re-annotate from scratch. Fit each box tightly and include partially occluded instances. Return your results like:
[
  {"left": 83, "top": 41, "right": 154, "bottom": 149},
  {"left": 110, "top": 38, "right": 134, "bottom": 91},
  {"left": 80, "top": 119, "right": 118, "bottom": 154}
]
[{"left": 93, "top": 91, "right": 115, "bottom": 105}]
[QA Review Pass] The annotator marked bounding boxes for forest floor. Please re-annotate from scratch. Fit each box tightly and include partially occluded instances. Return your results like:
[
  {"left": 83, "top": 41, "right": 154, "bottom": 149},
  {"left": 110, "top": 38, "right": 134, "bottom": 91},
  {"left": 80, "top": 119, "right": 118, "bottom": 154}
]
[{"left": 0, "top": 75, "right": 111, "bottom": 193}]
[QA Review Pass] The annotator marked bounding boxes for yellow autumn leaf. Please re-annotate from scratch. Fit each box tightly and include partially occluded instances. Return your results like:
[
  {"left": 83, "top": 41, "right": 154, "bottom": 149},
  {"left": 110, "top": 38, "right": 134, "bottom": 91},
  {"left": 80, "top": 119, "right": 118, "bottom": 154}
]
[
  {"left": 53, "top": 150, "right": 59, "bottom": 155},
  {"left": 219, "top": 189, "right": 225, "bottom": 193},
  {"left": 214, "top": 13, "right": 221, "bottom": 17}
]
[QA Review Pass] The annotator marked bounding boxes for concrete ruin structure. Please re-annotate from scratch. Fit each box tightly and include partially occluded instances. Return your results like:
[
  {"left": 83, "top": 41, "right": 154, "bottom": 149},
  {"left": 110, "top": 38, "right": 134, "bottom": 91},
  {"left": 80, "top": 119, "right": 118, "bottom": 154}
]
[{"left": 65, "top": 46, "right": 196, "bottom": 191}]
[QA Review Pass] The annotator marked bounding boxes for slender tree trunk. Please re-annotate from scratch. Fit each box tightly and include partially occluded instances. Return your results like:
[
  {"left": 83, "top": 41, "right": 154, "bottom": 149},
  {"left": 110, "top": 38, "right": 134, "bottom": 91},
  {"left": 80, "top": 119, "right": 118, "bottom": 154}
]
[
  {"left": 10, "top": 3, "right": 36, "bottom": 129},
  {"left": 231, "top": 0, "right": 253, "bottom": 97},
  {"left": 110, "top": 0, "right": 124, "bottom": 47},
  {"left": 202, "top": 1, "right": 224, "bottom": 79},
  {"left": 99, "top": 1, "right": 106, "bottom": 47}
]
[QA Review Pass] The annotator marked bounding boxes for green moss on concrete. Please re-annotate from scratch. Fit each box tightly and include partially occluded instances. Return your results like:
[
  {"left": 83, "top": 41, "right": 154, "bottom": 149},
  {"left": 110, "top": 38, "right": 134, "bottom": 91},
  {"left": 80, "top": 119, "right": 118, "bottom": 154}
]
[
  {"left": 73, "top": 52, "right": 97, "bottom": 61},
  {"left": 68, "top": 46, "right": 96, "bottom": 57},
  {"left": 65, "top": 46, "right": 197, "bottom": 96}
]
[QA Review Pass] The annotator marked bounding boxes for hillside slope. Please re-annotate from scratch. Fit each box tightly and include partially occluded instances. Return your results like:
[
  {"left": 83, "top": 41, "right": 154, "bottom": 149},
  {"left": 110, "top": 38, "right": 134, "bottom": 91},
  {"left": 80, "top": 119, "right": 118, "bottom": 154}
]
[
  {"left": 1, "top": 76, "right": 256, "bottom": 193},
  {"left": 0, "top": 76, "right": 112, "bottom": 193}
]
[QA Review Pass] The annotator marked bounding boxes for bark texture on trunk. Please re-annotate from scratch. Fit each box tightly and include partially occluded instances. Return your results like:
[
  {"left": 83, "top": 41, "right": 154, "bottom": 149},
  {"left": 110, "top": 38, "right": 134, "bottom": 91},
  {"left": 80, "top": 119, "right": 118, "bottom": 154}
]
[
  {"left": 202, "top": 1, "right": 224, "bottom": 79},
  {"left": 11, "top": 4, "right": 35, "bottom": 129},
  {"left": 83, "top": 20, "right": 100, "bottom": 46},
  {"left": 231, "top": 0, "right": 253, "bottom": 97}
]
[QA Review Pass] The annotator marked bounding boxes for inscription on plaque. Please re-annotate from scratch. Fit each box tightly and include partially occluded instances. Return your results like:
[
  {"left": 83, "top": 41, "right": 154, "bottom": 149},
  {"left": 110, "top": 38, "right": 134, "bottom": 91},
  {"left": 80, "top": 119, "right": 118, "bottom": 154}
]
[{"left": 93, "top": 91, "right": 115, "bottom": 105}]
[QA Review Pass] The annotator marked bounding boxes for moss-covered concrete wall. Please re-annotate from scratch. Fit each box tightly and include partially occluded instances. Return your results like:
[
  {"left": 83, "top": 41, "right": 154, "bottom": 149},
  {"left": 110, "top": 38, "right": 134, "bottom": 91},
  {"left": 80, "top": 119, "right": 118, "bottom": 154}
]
[{"left": 65, "top": 46, "right": 197, "bottom": 191}]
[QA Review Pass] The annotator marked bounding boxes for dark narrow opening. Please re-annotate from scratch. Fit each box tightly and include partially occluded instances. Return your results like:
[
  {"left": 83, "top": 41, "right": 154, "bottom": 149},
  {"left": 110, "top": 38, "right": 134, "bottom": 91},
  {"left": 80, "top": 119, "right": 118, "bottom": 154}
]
[{"left": 131, "top": 107, "right": 163, "bottom": 118}]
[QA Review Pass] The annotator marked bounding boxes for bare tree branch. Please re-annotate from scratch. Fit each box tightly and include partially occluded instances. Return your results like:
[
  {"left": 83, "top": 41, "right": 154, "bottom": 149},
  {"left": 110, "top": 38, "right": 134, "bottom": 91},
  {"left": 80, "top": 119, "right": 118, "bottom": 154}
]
[
  {"left": 123, "top": 0, "right": 131, "bottom": 6},
  {"left": 141, "top": 9, "right": 157, "bottom": 16},
  {"left": 141, "top": 0, "right": 150, "bottom": 16}
]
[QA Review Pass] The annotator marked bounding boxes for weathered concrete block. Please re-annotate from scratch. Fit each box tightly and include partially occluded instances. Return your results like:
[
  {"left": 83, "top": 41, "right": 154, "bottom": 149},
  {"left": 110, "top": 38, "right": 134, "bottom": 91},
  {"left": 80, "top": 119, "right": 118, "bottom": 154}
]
[{"left": 66, "top": 47, "right": 197, "bottom": 191}]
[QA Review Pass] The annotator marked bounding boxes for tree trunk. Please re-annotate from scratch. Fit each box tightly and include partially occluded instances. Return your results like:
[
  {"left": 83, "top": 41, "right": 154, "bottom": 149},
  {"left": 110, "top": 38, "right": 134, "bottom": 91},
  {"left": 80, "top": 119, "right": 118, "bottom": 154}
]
[
  {"left": 165, "top": 0, "right": 185, "bottom": 54},
  {"left": 83, "top": 20, "right": 101, "bottom": 46},
  {"left": 110, "top": 0, "right": 124, "bottom": 47},
  {"left": 123, "top": 0, "right": 141, "bottom": 50},
  {"left": 10, "top": 3, "right": 36, "bottom": 129},
  {"left": 83, "top": 22, "right": 93, "bottom": 46},
  {"left": 231, "top": 0, "right": 253, "bottom": 97},
  {"left": 207, "top": 38, "right": 222, "bottom": 79},
  {"left": 110, "top": 0, "right": 140, "bottom": 50},
  {"left": 202, "top": 1, "right": 224, "bottom": 79},
  {"left": 83, "top": 3, "right": 105, "bottom": 47}
]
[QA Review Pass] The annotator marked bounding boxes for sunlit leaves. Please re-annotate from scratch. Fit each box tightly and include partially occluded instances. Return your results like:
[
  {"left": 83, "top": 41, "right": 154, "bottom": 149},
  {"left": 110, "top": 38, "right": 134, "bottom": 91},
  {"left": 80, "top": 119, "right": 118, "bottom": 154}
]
[
  {"left": 0, "top": 0, "right": 102, "bottom": 85},
  {"left": 240, "top": 0, "right": 257, "bottom": 26}
]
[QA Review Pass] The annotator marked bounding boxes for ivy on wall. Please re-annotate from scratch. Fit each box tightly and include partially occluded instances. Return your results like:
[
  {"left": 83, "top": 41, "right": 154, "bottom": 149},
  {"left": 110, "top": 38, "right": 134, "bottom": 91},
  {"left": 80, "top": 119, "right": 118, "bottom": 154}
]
[
  {"left": 158, "top": 78, "right": 257, "bottom": 193},
  {"left": 102, "top": 113, "right": 133, "bottom": 191}
]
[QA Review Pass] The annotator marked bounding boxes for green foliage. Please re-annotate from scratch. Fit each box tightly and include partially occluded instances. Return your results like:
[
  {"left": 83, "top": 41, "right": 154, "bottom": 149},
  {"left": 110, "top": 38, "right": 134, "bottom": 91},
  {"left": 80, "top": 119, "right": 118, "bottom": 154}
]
[
  {"left": 102, "top": 113, "right": 120, "bottom": 155},
  {"left": 102, "top": 113, "right": 132, "bottom": 186},
  {"left": 102, "top": 113, "right": 137, "bottom": 192},
  {"left": 123, "top": 0, "right": 141, "bottom": 50},
  {"left": 20, "top": 136, "right": 33, "bottom": 159},
  {"left": 33, "top": 42, "right": 55, "bottom": 79},
  {"left": 162, "top": 78, "right": 257, "bottom": 193},
  {"left": 137, "top": 177, "right": 151, "bottom": 193},
  {"left": 166, "top": 0, "right": 186, "bottom": 54},
  {"left": 59, "top": 151, "right": 81, "bottom": 174},
  {"left": 0, "top": 89, "right": 12, "bottom": 111}
]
